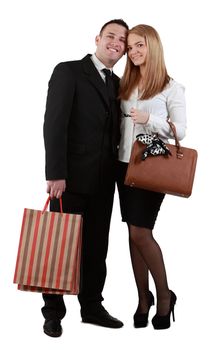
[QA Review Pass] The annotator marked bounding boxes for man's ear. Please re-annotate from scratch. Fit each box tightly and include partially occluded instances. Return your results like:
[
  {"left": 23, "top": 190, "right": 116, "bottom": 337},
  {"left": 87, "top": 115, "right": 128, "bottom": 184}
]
[{"left": 95, "top": 35, "right": 100, "bottom": 46}]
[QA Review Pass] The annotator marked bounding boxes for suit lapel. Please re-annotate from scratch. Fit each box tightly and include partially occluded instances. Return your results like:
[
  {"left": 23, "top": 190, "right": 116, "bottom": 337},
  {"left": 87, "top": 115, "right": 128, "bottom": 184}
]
[{"left": 81, "top": 55, "right": 110, "bottom": 107}]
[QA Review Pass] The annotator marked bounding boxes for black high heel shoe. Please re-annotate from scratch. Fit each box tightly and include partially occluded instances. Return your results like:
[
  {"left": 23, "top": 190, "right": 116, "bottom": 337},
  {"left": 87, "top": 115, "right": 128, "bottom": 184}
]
[
  {"left": 152, "top": 290, "right": 177, "bottom": 330},
  {"left": 133, "top": 291, "right": 155, "bottom": 328}
]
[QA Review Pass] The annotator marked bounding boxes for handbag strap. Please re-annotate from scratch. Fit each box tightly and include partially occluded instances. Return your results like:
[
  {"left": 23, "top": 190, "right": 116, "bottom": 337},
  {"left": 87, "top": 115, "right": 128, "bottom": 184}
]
[
  {"left": 42, "top": 196, "right": 63, "bottom": 214},
  {"left": 167, "top": 120, "right": 183, "bottom": 159}
]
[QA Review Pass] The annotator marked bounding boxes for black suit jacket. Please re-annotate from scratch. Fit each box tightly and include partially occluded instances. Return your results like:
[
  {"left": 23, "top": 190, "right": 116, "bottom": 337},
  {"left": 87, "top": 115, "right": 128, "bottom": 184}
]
[{"left": 43, "top": 54, "right": 120, "bottom": 194}]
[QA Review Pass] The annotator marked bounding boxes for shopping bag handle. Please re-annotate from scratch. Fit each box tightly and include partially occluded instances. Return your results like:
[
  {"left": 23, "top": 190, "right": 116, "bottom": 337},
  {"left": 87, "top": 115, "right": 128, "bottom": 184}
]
[{"left": 42, "top": 196, "right": 63, "bottom": 214}]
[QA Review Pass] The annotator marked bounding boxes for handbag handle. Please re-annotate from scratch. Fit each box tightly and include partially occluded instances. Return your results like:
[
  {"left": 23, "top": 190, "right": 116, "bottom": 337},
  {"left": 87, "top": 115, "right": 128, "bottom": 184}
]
[
  {"left": 42, "top": 196, "right": 63, "bottom": 214},
  {"left": 167, "top": 120, "right": 183, "bottom": 159}
]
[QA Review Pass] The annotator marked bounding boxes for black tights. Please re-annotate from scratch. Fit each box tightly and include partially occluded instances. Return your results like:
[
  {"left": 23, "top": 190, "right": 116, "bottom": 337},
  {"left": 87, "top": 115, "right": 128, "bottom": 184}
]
[{"left": 128, "top": 224, "right": 171, "bottom": 315}]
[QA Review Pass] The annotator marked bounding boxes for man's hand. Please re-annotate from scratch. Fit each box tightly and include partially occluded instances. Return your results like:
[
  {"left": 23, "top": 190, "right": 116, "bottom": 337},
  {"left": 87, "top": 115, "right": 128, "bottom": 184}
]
[{"left": 46, "top": 179, "right": 66, "bottom": 199}]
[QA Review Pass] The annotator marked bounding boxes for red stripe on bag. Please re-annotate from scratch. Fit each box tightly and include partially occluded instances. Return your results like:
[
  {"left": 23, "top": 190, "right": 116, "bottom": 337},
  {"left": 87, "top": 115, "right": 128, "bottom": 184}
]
[
  {"left": 48, "top": 214, "right": 62, "bottom": 287},
  {"left": 13, "top": 209, "right": 28, "bottom": 282},
  {"left": 71, "top": 217, "right": 79, "bottom": 291},
  {"left": 62, "top": 214, "right": 76, "bottom": 290},
  {"left": 41, "top": 212, "right": 56, "bottom": 286},
  {"left": 70, "top": 217, "right": 82, "bottom": 292},
  {"left": 26, "top": 211, "right": 41, "bottom": 285},
  {"left": 55, "top": 214, "right": 70, "bottom": 289}
]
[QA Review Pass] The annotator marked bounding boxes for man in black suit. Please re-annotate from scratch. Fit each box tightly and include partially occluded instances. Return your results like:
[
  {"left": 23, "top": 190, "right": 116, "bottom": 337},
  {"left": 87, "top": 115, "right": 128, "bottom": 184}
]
[{"left": 42, "top": 19, "right": 128, "bottom": 337}]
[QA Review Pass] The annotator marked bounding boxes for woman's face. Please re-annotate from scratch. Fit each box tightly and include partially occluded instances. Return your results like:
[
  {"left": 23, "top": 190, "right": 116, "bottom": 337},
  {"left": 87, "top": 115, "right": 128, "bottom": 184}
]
[{"left": 127, "top": 33, "right": 148, "bottom": 66}]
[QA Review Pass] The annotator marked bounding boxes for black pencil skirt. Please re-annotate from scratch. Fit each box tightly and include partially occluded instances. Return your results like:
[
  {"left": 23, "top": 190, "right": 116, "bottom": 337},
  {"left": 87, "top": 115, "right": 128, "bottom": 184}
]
[{"left": 116, "top": 161, "right": 165, "bottom": 229}]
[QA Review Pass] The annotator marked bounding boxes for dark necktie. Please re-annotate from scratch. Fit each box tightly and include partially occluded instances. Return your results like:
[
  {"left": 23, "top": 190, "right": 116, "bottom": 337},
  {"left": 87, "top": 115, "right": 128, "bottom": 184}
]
[
  {"left": 102, "top": 69, "right": 118, "bottom": 155},
  {"left": 102, "top": 68, "right": 115, "bottom": 100}
]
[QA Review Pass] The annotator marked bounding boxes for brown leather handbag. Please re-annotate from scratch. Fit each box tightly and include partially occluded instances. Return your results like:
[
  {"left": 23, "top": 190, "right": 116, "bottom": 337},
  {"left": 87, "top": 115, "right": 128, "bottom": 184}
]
[{"left": 124, "top": 121, "right": 198, "bottom": 197}]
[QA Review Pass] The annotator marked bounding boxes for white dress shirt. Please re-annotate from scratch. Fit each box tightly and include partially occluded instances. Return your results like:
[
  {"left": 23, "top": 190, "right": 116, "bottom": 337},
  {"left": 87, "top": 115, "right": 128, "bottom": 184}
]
[
  {"left": 118, "top": 79, "right": 187, "bottom": 163},
  {"left": 91, "top": 54, "right": 113, "bottom": 82}
]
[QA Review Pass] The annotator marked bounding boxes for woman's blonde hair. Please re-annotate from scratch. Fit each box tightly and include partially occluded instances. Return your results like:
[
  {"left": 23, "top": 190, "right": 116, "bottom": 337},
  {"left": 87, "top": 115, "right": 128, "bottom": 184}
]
[{"left": 119, "top": 24, "right": 170, "bottom": 100}]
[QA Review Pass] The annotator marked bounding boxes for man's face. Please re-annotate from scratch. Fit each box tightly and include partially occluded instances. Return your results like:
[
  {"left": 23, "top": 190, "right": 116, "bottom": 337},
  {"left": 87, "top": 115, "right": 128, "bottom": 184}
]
[{"left": 95, "top": 23, "right": 127, "bottom": 68}]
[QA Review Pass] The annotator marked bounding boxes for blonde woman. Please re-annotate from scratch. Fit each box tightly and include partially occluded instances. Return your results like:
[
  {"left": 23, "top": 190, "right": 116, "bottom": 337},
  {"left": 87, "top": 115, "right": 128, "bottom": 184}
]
[{"left": 117, "top": 24, "right": 186, "bottom": 329}]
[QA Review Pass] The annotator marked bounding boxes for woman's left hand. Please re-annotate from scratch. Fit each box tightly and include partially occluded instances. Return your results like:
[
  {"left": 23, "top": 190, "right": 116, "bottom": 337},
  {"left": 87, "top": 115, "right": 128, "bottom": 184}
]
[{"left": 130, "top": 107, "right": 149, "bottom": 124}]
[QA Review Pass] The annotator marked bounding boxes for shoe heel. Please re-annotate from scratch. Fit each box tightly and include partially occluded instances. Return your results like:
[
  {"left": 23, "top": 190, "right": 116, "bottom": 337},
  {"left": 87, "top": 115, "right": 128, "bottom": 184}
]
[
  {"left": 152, "top": 290, "right": 177, "bottom": 330},
  {"left": 172, "top": 308, "right": 175, "bottom": 322},
  {"left": 149, "top": 290, "right": 155, "bottom": 306}
]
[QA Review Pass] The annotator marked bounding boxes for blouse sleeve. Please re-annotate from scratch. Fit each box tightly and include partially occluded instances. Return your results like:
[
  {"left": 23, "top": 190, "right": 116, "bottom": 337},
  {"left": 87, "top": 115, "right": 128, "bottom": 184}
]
[{"left": 147, "top": 82, "right": 187, "bottom": 141}]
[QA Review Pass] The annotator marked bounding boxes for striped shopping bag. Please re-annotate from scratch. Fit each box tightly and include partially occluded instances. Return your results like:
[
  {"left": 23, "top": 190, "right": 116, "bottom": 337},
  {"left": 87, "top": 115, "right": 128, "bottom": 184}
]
[{"left": 13, "top": 196, "right": 82, "bottom": 294}]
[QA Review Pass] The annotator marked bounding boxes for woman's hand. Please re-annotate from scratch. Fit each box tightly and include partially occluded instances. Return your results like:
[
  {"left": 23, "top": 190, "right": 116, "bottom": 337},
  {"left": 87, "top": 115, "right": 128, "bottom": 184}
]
[{"left": 130, "top": 107, "right": 149, "bottom": 124}]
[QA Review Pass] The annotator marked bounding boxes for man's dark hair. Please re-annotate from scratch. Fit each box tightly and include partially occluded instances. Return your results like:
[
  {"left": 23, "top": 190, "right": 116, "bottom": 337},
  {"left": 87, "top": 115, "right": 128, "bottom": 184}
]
[{"left": 99, "top": 19, "right": 129, "bottom": 35}]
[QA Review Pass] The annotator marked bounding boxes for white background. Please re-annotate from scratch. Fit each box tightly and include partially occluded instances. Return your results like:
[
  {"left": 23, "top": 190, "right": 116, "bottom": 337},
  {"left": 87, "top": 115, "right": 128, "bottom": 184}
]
[{"left": 0, "top": 0, "right": 215, "bottom": 348}]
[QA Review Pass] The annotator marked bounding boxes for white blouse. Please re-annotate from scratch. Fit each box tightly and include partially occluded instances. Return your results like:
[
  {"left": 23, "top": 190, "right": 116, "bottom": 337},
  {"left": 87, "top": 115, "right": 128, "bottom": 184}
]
[{"left": 118, "top": 79, "right": 187, "bottom": 163}]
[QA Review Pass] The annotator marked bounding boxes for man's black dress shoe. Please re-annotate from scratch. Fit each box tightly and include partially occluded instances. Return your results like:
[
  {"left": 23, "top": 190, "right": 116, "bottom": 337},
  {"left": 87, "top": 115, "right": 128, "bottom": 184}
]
[
  {"left": 81, "top": 305, "right": 123, "bottom": 328},
  {"left": 43, "top": 319, "right": 62, "bottom": 337}
]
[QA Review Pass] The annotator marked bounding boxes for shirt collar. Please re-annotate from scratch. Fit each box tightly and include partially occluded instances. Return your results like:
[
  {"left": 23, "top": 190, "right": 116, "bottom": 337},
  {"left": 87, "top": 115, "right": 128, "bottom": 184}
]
[{"left": 91, "top": 54, "right": 113, "bottom": 74}]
